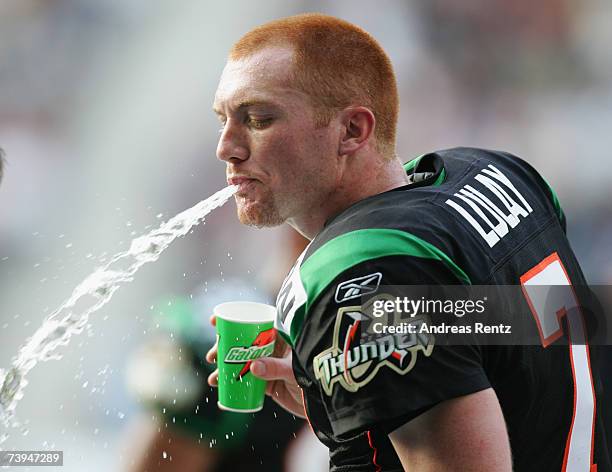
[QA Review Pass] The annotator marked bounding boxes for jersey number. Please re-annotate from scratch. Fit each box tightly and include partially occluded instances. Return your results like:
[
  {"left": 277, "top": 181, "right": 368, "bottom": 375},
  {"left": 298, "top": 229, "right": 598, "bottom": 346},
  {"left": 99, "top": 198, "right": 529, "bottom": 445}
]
[{"left": 520, "top": 252, "right": 596, "bottom": 471}]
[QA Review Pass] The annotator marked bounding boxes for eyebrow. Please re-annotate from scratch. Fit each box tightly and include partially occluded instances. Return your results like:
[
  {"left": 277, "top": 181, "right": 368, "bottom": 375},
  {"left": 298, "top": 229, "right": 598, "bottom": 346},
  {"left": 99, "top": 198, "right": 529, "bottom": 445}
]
[{"left": 213, "top": 99, "right": 275, "bottom": 116}]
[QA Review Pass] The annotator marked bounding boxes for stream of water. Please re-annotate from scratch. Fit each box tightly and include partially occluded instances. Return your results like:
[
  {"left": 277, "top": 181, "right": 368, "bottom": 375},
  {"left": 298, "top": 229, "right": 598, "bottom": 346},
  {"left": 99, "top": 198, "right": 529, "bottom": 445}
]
[{"left": 0, "top": 185, "right": 237, "bottom": 443}]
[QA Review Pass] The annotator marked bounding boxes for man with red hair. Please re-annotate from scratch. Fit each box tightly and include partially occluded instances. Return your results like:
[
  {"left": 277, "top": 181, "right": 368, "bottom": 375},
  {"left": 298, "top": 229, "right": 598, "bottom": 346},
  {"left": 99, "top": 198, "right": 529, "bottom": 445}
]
[{"left": 208, "top": 13, "right": 610, "bottom": 472}]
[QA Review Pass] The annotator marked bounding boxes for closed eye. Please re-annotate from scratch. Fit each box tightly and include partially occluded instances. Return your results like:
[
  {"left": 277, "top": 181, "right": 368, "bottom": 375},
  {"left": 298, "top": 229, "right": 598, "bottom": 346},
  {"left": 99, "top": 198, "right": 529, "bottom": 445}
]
[{"left": 247, "top": 117, "right": 273, "bottom": 129}]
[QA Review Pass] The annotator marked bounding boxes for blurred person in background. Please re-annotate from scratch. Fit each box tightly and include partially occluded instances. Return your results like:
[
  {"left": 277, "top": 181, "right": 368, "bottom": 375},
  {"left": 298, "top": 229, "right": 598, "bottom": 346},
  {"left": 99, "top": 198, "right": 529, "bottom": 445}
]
[
  {"left": 121, "top": 231, "right": 326, "bottom": 472},
  {"left": 207, "top": 13, "right": 610, "bottom": 471}
]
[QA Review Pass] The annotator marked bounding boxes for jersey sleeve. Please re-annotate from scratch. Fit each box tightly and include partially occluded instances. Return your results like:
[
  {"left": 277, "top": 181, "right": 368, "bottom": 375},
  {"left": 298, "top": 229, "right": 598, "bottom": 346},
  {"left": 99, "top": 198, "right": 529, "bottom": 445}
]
[{"left": 291, "top": 239, "right": 491, "bottom": 438}]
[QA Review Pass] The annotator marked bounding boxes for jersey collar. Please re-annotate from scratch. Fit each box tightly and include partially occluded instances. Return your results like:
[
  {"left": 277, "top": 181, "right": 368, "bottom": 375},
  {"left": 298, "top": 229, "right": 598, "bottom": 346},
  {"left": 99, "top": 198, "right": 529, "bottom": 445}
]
[
  {"left": 321, "top": 153, "right": 446, "bottom": 230},
  {"left": 401, "top": 152, "right": 446, "bottom": 189}
]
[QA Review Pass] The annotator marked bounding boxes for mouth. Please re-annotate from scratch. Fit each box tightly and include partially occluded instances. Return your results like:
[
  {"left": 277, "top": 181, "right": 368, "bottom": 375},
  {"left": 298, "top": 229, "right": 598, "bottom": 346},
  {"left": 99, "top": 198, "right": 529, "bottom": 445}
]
[{"left": 227, "top": 176, "right": 259, "bottom": 196}]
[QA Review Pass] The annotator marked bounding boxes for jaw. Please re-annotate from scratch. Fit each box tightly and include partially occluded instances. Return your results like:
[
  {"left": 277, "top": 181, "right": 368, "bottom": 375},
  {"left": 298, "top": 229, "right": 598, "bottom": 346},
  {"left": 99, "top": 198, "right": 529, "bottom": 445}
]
[{"left": 235, "top": 195, "right": 285, "bottom": 228}]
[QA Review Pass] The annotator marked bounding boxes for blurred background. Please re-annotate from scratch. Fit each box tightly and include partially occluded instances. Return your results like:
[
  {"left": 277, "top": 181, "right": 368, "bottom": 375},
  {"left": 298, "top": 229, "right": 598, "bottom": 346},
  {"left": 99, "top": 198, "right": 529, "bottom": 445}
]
[{"left": 0, "top": 0, "right": 610, "bottom": 470}]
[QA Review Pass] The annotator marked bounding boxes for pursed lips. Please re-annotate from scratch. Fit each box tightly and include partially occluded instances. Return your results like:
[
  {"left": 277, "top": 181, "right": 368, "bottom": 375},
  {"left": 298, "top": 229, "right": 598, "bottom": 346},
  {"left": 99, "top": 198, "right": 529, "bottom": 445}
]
[{"left": 227, "top": 176, "right": 259, "bottom": 195}]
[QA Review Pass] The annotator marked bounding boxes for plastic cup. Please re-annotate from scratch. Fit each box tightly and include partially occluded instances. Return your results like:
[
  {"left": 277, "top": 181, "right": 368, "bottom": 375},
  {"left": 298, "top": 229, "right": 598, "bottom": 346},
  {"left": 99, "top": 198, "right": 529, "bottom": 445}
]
[{"left": 214, "top": 301, "right": 276, "bottom": 413}]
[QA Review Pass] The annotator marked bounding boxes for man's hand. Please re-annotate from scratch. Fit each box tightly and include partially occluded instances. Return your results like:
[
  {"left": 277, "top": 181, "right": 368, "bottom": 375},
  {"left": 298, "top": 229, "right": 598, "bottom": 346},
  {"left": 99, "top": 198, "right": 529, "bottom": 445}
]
[{"left": 205, "top": 315, "right": 306, "bottom": 419}]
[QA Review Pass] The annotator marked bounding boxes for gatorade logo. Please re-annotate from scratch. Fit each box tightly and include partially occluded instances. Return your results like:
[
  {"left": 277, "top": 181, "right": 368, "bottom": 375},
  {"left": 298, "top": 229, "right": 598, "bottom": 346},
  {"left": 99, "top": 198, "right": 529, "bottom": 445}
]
[{"left": 224, "top": 329, "right": 276, "bottom": 380}]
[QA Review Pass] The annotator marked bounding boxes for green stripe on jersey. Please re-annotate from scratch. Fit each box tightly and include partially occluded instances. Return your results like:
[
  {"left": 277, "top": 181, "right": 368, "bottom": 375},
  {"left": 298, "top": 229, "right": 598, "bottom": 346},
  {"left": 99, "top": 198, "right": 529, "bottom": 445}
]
[
  {"left": 288, "top": 229, "right": 471, "bottom": 344},
  {"left": 433, "top": 167, "right": 446, "bottom": 186},
  {"left": 403, "top": 155, "right": 425, "bottom": 172},
  {"left": 542, "top": 176, "right": 565, "bottom": 223}
]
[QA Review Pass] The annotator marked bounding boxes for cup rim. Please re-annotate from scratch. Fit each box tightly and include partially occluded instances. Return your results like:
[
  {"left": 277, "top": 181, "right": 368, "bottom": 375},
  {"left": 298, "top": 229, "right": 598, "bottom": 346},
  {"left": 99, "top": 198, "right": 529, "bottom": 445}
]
[{"left": 213, "top": 301, "right": 276, "bottom": 324}]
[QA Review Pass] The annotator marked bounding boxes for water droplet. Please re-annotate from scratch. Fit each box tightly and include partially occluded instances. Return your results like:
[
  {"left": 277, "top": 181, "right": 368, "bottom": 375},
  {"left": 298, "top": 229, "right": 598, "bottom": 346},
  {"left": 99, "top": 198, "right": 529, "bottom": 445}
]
[
  {"left": 162, "top": 451, "right": 167, "bottom": 459},
  {"left": 0, "top": 187, "right": 236, "bottom": 420}
]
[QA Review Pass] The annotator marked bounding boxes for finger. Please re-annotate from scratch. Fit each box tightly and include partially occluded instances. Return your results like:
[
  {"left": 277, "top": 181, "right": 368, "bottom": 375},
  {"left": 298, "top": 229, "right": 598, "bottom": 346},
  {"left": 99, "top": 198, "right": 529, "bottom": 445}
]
[
  {"left": 272, "top": 335, "right": 290, "bottom": 357},
  {"left": 207, "top": 369, "right": 218, "bottom": 387},
  {"left": 205, "top": 342, "right": 217, "bottom": 364},
  {"left": 250, "top": 357, "right": 293, "bottom": 381},
  {"left": 265, "top": 379, "right": 280, "bottom": 397}
]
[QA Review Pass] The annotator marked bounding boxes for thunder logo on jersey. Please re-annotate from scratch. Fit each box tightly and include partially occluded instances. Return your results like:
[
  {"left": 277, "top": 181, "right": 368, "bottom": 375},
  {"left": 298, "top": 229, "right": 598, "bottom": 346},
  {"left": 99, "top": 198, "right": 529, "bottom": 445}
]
[{"left": 313, "top": 298, "right": 434, "bottom": 396}]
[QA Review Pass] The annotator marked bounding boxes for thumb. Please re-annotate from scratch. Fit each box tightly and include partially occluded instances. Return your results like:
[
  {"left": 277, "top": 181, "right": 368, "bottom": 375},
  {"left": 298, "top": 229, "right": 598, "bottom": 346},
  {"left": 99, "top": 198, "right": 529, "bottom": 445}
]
[{"left": 250, "top": 356, "right": 293, "bottom": 381}]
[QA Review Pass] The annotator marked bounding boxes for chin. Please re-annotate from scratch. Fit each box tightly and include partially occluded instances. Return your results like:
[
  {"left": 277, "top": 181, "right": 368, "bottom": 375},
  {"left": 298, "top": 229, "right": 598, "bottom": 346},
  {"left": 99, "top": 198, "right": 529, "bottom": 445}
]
[{"left": 236, "top": 200, "right": 284, "bottom": 228}]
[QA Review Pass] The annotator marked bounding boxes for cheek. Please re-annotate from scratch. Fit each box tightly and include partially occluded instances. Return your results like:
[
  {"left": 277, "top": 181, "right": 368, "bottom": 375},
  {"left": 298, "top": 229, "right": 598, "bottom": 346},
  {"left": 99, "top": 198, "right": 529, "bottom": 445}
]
[{"left": 257, "top": 126, "right": 337, "bottom": 190}]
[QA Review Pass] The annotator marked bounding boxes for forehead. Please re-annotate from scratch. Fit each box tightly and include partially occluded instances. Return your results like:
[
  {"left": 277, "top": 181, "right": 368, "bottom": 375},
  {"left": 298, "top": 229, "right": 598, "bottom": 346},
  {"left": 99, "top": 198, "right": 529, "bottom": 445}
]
[{"left": 214, "top": 46, "right": 306, "bottom": 112}]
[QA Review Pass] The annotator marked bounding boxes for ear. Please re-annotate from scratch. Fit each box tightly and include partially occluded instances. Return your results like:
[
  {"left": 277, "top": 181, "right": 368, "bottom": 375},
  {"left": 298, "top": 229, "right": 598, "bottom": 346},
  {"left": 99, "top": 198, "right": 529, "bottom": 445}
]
[{"left": 338, "top": 106, "right": 375, "bottom": 156}]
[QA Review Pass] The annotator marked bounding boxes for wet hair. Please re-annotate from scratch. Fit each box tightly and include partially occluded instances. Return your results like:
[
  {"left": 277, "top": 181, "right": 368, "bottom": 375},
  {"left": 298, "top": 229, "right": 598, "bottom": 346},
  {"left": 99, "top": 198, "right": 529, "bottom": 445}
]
[{"left": 230, "top": 13, "right": 399, "bottom": 158}]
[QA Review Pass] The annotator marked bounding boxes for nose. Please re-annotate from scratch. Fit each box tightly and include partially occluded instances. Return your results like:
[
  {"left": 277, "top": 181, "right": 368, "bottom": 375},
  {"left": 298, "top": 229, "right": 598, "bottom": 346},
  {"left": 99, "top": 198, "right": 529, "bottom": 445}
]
[{"left": 216, "top": 120, "right": 249, "bottom": 164}]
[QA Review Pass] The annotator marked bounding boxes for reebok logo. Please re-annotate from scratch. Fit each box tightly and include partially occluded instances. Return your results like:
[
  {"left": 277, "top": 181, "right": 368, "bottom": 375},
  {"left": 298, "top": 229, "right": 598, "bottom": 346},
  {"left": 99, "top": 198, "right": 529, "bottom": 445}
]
[{"left": 335, "top": 272, "right": 382, "bottom": 303}]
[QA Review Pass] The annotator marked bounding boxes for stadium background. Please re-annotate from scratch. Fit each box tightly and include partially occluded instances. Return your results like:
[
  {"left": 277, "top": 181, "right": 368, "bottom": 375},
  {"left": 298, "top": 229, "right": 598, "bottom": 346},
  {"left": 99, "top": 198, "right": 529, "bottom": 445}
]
[{"left": 0, "top": 0, "right": 610, "bottom": 470}]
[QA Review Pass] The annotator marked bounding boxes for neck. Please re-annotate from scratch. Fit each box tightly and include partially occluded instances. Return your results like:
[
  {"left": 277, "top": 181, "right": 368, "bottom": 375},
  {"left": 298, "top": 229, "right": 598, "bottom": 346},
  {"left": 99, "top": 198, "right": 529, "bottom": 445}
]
[{"left": 287, "top": 157, "right": 409, "bottom": 240}]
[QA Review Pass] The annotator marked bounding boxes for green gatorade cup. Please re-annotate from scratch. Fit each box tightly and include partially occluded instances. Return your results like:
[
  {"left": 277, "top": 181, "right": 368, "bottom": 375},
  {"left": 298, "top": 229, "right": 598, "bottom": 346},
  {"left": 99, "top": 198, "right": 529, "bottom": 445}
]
[{"left": 214, "top": 301, "right": 277, "bottom": 413}]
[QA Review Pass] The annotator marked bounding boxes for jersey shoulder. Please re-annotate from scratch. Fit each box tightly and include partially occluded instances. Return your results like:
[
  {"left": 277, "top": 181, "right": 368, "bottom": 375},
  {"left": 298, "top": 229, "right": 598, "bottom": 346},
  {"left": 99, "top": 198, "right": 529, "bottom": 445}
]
[
  {"left": 313, "top": 146, "right": 565, "bottom": 279},
  {"left": 275, "top": 147, "right": 567, "bottom": 344},
  {"left": 436, "top": 147, "right": 565, "bottom": 228}
]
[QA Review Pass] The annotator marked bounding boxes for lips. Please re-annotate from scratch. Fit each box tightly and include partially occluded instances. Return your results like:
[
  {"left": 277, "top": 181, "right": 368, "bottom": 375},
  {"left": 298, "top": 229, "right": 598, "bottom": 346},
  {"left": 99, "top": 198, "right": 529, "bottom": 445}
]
[{"left": 227, "top": 176, "right": 258, "bottom": 196}]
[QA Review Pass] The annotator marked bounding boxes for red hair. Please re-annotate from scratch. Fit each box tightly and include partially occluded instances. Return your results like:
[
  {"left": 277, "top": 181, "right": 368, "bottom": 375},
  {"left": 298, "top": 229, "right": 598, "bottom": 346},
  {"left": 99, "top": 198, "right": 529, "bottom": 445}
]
[{"left": 230, "top": 13, "right": 399, "bottom": 158}]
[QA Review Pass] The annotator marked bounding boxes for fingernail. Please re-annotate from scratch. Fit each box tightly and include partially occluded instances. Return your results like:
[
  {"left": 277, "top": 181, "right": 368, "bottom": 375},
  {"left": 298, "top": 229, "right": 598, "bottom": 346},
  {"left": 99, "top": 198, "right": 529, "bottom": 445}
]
[{"left": 251, "top": 360, "right": 266, "bottom": 376}]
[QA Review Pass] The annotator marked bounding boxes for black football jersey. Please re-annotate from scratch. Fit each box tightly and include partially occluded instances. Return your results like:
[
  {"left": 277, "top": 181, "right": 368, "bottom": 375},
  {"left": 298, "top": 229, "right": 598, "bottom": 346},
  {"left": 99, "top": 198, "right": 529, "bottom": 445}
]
[{"left": 275, "top": 147, "right": 610, "bottom": 472}]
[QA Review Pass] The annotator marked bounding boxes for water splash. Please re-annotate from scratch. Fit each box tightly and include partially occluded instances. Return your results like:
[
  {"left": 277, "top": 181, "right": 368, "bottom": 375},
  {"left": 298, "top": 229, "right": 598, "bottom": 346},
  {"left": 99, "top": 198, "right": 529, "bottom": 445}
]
[{"left": 0, "top": 186, "right": 236, "bottom": 437}]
